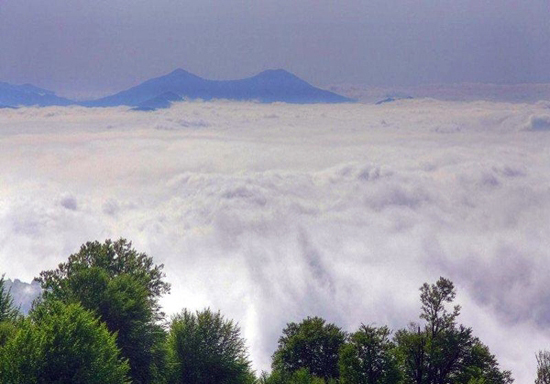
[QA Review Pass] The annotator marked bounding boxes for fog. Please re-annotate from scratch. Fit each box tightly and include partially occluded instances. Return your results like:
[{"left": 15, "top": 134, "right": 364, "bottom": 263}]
[{"left": 1, "top": 99, "right": 549, "bottom": 382}]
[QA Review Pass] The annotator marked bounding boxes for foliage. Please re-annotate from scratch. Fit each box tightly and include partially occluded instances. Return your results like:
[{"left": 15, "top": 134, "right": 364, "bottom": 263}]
[
  {"left": 37, "top": 238, "right": 170, "bottom": 320},
  {"left": 286, "top": 368, "right": 329, "bottom": 384},
  {"left": 272, "top": 316, "right": 346, "bottom": 381},
  {"left": 0, "top": 300, "right": 129, "bottom": 384},
  {"left": 258, "top": 368, "right": 331, "bottom": 384},
  {"left": 0, "top": 275, "right": 20, "bottom": 349},
  {"left": 419, "top": 277, "right": 461, "bottom": 336},
  {"left": 35, "top": 239, "right": 170, "bottom": 384},
  {"left": 339, "top": 325, "right": 400, "bottom": 384},
  {"left": 0, "top": 321, "right": 17, "bottom": 347},
  {"left": 0, "top": 274, "right": 19, "bottom": 322},
  {"left": 456, "top": 341, "right": 513, "bottom": 384},
  {"left": 394, "top": 322, "right": 475, "bottom": 384},
  {"left": 394, "top": 277, "right": 512, "bottom": 384},
  {"left": 167, "top": 308, "right": 254, "bottom": 384},
  {"left": 536, "top": 350, "right": 550, "bottom": 384}
]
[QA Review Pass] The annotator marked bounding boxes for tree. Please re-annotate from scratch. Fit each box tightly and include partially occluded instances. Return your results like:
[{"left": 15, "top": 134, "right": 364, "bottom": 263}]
[
  {"left": 37, "top": 239, "right": 170, "bottom": 320},
  {"left": 0, "top": 274, "right": 19, "bottom": 322},
  {"left": 284, "top": 368, "right": 329, "bottom": 384},
  {"left": 272, "top": 316, "right": 346, "bottom": 381},
  {"left": 394, "top": 325, "right": 427, "bottom": 384},
  {"left": 536, "top": 350, "right": 550, "bottom": 384},
  {"left": 395, "top": 277, "right": 472, "bottom": 384},
  {"left": 0, "top": 321, "right": 17, "bottom": 347},
  {"left": 0, "top": 275, "right": 20, "bottom": 349},
  {"left": 36, "top": 239, "right": 170, "bottom": 384},
  {"left": 419, "top": 277, "right": 460, "bottom": 337},
  {"left": 339, "top": 325, "right": 400, "bottom": 384},
  {"left": 395, "top": 277, "right": 512, "bottom": 384},
  {"left": 452, "top": 340, "right": 513, "bottom": 384},
  {"left": 167, "top": 308, "right": 254, "bottom": 384},
  {"left": 258, "top": 368, "right": 330, "bottom": 384},
  {"left": 0, "top": 300, "right": 129, "bottom": 384}
]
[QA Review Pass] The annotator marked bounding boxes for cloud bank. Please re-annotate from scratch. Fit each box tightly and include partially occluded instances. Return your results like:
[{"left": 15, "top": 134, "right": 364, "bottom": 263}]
[{"left": 0, "top": 100, "right": 549, "bottom": 382}]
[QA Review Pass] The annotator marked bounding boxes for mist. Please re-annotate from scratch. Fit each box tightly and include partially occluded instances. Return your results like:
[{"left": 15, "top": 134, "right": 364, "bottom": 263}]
[{"left": 1, "top": 100, "right": 549, "bottom": 382}]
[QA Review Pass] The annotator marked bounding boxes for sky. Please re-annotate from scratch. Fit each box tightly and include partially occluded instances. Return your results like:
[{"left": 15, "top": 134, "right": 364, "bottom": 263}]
[
  {"left": 1, "top": 100, "right": 550, "bottom": 382},
  {"left": 0, "top": 1, "right": 549, "bottom": 98}
]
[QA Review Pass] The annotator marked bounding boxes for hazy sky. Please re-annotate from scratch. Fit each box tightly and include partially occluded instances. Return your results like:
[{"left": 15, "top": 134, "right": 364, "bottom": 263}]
[{"left": 1, "top": 0, "right": 549, "bottom": 97}]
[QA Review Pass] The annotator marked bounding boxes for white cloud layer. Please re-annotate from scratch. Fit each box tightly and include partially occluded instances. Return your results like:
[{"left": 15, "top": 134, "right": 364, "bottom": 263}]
[{"left": 1, "top": 100, "right": 549, "bottom": 382}]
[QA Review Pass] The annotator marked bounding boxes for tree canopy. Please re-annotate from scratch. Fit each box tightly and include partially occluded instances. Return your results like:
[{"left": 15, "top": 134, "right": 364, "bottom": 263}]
[
  {"left": 37, "top": 239, "right": 170, "bottom": 320},
  {"left": 35, "top": 239, "right": 170, "bottom": 384},
  {"left": 167, "top": 308, "right": 254, "bottom": 384},
  {"left": 339, "top": 325, "right": 401, "bottom": 384},
  {"left": 0, "top": 300, "right": 129, "bottom": 384},
  {"left": 394, "top": 277, "right": 512, "bottom": 384},
  {"left": 272, "top": 316, "right": 346, "bottom": 381},
  {"left": 0, "top": 274, "right": 19, "bottom": 323},
  {"left": 536, "top": 351, "right": 550, "bottom": 384}
]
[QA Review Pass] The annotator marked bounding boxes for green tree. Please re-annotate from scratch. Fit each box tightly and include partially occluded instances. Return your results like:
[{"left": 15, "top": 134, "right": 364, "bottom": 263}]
[
  {"left": 36, "top": 239, "right": 170, "bottom": 384},
  {"left": 0, "top": 300, "right": 129, "bottom": 384},
  {"left": 419, "top": 278, "right": 461, "bottom": 337},
  {"left": 37, "top": 239, "right": 170, "bottom": 320},
  {"left": 456, "top": 341, "right": 513, "bottom": 384},
  {"left": 0, "top": 274, "right": 20, "bottom": 349},
  {"left": 395, "top": 322, "right": 475, "bottom": 384},
  {"left": 339, "top": 325, "right": 400, "bottom": 384},
  {"left": 0, "top": 321, "right": 17, "bottom": 348},
  {"left": 258, "top": 368, "right": 330, "bottom": 384},
  {"left": 395, "top": 277, "right": 512, "bottom": 384},
  {"left": 167, "top": 308, "right": 254, "bottom": 384},
  {"left": 536, "top": 350, "right": 550, "bottom": 384},
  {"left": 286, "top": 368, "right": 329, "bottom": 384},
  {"left": 0, "top": 274, "right": 19, "bottom": 322},
  {"left": 272, "top": 316, "right": 346, "bottom": 381}
]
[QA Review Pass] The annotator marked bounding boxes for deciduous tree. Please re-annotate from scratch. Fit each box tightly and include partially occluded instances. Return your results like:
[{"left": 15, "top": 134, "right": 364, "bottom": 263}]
[
  {"left": 339, "top": 325, "right": 400, "bottom": 384},
  {"left": 395, "top": 277, "right": 512, "bottom": 384},
  {"left": 272, "top": 316, "right": 346, "bottom": 381},
  {"left": 0, "top": 274, "right": 19, "bottom": 323},
  {"left": 36, "top": 239, "right": 170, "bottom": 384},
  {"left": 167, "top": 308, "right": 254, "bottom": 384},
  {"left": 0, "top": 301, "right": 129, "bottom": 384},
  {"left": 536, "top": 350, "right": 550, "bottom": 384}
]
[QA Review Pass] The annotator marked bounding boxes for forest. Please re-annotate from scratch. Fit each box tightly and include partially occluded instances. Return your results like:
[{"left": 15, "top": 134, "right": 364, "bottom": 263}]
[{"left": 0, "top": 238, "right": 546, "bottom": 384}]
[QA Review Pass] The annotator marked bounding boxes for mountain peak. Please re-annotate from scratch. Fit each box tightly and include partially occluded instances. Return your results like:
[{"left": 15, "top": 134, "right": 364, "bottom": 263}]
[
  {"left": 256, "top": 69, "right": 298, "bottom": 80},
  {"left": 167, "top": 68, "right": 198, "bottom": 78},
  {"left": 169, "top": 68, "right": 187, "bottom": 75},
  {"left": 19, "top": 83, "right": 55, "bottom": 95},
  {"left": 0, "top": 81, "right": 72, "bottom": 106},
  {"left": 86, "top": 67, "right": 354, "bottom": 106},
  {"left": 259, "top": 68, "right": 292, "bottom": 75}
]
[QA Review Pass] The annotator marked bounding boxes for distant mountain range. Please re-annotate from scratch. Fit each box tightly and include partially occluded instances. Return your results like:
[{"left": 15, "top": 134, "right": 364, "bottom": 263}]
[
  {"left": 0, "top": 69, "right": 354, "bottom": 109},
  {"left": 375, "top": 95, "right": 414, "bottom": 105},
  {"left": 84, "top": 69, "right": 353, "bottom": 107},
  {"left": 0, "top": 82, "right": 73, "bottom": 108},
  {"left": 131, "top": 91, "right": 184, "bottom": 111}
]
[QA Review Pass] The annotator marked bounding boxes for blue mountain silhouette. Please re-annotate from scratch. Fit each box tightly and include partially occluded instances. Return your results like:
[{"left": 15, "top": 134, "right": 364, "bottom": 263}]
[
  {"left": 0, "top": 82, "right": 73, "bottom": 107},
  {"left": 0, "top": 69, "right": 354, "bottom": 108},
  {"left": 131, "top": 91, "right": 184, "bottom": 111},
  {"left": 85, "top": 69, "right": 354, "bottom": 107}
]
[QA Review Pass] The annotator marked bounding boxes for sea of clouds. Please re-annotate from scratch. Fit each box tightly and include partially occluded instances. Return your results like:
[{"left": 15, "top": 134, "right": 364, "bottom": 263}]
[{"left": 1, "top": 99, "right": 549, "bottom": 382}]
